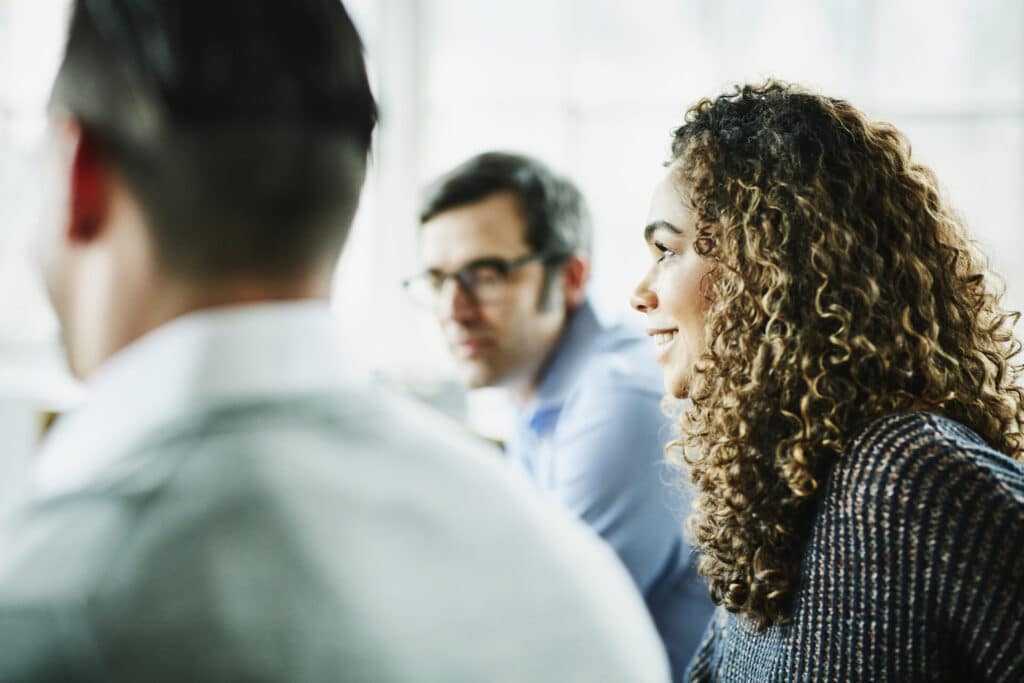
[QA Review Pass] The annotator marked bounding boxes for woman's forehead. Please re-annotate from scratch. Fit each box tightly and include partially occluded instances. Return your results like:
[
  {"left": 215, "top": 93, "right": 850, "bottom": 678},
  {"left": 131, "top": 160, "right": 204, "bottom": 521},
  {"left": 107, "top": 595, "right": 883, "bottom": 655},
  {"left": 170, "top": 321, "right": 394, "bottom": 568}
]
[{"left": 647, "top": 173, "right": 693, "bottom": 229}]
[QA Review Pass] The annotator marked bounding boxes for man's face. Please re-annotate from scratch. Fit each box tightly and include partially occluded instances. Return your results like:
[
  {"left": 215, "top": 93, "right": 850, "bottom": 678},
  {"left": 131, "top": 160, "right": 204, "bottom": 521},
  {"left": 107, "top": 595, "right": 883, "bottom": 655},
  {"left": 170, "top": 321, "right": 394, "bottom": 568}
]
[
  {"left": 419, "top": 192, "right": 567, "bottom": 392},
  {"left": 32, "top": 117, "right": 141, "bottom": 380},
  {"left": 631, "top": 171, "right": 714, "bottom": 399},
  {"left": 33, "top": 118, "right": 78, "bottom": 365}
]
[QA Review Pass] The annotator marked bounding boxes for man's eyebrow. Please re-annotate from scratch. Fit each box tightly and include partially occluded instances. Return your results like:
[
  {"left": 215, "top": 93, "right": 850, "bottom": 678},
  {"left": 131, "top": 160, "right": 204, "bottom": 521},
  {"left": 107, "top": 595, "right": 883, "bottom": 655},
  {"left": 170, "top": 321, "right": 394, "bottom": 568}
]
[
  {"left": 427, "top": 256, "right": 509, "bottom": 275},
  {"left": 644, "top": 220, "right": 682, "bottom": 243}
]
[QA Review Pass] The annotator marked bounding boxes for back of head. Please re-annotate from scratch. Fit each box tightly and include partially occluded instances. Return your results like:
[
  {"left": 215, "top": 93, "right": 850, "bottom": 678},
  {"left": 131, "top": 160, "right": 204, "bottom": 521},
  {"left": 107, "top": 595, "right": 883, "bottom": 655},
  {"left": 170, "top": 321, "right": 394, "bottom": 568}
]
[
  {"left": 420, "top": 151, "right": 592, "bottom": 259},
  {"left": 51, "top": 0, "right": 378, "bottom": 278}
]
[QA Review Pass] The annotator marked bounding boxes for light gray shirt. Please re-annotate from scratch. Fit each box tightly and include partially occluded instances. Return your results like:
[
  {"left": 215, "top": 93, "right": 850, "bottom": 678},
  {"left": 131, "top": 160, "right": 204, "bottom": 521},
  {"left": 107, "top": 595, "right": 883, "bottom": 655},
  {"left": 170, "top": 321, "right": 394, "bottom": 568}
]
[{"left": 0, "top": 302, "right": 670, "bottom": 682}]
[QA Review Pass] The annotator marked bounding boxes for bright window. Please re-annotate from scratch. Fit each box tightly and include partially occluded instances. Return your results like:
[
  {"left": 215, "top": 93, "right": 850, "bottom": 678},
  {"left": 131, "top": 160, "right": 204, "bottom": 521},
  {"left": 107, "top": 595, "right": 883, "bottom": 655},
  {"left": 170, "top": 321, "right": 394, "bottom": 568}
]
[{"left": 3, "top": 0, "right": 1023, "bottom": 417}]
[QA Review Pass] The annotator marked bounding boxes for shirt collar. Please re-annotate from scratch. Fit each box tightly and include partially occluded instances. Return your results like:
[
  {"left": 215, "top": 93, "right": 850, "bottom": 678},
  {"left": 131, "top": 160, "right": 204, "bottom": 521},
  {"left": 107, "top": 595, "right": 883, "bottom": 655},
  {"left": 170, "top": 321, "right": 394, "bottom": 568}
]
[
  {"left": 523, "top": 299, "right": 603, "bottom": 432},
  {"left": 33, "top": 301, "right": 360, "bottom": 497}
]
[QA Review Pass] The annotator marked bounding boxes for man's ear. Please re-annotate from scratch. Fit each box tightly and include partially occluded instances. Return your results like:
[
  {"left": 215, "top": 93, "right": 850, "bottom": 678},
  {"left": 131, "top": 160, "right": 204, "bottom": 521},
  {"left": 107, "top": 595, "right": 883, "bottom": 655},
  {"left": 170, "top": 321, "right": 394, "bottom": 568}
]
[
  {"left": 65, "top": 122, "right": 111, "bottom": 243},
  {"left": 561, "top": 253, "right": 589, "bottom": 309}
]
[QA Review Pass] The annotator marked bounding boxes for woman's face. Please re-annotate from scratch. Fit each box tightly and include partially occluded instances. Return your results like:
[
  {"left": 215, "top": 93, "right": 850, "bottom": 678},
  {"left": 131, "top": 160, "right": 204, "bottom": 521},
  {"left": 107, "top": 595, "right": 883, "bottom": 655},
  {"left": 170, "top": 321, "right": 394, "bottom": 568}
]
[{"left": 631, "top": 172, "right": 715, "bottom": 399}]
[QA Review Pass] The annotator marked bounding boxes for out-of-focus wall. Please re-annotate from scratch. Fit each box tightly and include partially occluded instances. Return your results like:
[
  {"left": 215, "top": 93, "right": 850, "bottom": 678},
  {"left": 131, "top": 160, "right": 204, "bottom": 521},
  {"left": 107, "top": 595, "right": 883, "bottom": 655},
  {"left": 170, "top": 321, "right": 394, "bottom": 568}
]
[
  {"left": 337, "top": 0, "right": 1024, "bottom": 436},
  {"left": 2, "top": 0, "right": 1023, "bottom": 447}
]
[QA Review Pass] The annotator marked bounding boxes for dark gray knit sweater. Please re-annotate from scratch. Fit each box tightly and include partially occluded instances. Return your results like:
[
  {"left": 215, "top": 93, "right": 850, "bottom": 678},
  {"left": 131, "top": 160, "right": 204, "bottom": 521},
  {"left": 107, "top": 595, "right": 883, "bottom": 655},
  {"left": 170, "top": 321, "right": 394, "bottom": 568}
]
[{"left": 686, "top": 411, "right": 1024, "bottom": 682}]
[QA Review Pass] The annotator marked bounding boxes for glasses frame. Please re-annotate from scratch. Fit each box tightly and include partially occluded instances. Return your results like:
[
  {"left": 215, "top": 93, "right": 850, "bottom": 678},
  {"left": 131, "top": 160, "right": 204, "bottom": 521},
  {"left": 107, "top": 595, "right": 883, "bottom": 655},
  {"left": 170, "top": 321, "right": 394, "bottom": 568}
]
[{"left": 402, "top": 251, "right": 563, "bottom": 307}]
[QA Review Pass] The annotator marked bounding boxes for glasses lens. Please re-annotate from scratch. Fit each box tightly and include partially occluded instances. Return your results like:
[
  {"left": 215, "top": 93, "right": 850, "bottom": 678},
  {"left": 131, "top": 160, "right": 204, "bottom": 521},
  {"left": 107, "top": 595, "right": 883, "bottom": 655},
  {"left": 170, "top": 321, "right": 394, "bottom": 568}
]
[
  {"left": 461, "top": 263, "right": 506, "bottom": 303},
  {"left": 404, "top": 261, "right": 514, "bottom": 308}
]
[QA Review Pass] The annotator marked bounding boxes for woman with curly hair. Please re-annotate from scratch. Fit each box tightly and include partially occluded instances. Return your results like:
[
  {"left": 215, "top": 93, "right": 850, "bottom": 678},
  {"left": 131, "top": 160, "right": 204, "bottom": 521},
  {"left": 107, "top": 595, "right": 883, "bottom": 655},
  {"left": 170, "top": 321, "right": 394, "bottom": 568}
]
[{"left": 631, "top": 81, "right": 1024, "bottom": 681}]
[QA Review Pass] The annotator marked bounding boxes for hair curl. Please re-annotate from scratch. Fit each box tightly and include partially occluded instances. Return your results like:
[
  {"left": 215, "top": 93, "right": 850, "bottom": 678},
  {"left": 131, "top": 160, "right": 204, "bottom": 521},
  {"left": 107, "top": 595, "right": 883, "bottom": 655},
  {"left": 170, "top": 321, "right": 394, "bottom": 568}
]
[{"left": 669, "top": 80, "right": 1024, "bottom": 630}]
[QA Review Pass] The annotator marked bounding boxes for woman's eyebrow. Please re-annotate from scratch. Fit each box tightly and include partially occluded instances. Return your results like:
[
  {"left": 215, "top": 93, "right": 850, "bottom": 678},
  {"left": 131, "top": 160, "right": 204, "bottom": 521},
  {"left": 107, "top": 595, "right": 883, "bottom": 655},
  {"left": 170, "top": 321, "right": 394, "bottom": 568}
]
[{"left": 644, "top": 220, "right": 682, "bottom": 243}]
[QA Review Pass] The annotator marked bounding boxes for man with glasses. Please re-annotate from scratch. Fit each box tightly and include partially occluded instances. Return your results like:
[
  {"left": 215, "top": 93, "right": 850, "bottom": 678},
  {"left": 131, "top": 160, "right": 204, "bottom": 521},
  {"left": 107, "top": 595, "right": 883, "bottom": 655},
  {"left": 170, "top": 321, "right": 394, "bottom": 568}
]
[
  {"left": 0, "top": 3, "right": 671, "bottom": 681},
  {"left": 412, "top": 152, "right": 715, "bottom": 681}
]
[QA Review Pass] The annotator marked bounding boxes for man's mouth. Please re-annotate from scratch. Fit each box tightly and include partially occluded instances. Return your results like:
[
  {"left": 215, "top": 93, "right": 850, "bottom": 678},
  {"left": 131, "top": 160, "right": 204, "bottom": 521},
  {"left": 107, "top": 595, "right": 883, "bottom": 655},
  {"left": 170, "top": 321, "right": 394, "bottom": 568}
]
[{"left": 453, "top": 337, "right": 493, "bottom": 358}]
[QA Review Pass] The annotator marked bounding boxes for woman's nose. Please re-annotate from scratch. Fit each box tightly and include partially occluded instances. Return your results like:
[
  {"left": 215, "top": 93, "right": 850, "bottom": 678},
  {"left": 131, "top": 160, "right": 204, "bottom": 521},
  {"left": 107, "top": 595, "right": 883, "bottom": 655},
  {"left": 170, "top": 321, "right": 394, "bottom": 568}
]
[{"left": 630, "top": 277, "right": 657, "bottom": 313}]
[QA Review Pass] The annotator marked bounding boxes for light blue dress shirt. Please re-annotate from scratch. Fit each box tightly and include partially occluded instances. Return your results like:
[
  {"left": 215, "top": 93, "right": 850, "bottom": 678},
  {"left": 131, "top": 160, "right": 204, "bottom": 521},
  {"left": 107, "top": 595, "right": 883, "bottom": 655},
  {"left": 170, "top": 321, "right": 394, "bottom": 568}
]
[{"left": 505, "top": 299, "right": 716, "bottom": 681}]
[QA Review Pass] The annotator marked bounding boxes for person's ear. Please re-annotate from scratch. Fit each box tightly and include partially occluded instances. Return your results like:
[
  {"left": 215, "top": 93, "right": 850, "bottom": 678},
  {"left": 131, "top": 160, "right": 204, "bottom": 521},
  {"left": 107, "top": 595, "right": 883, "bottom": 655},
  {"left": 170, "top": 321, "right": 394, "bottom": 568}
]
[
  {"left": 561, "top": 253, "right": 589, "bottom": 309},
  {"left": 64, "top": 121, "right": 112, "bottom": 244}
]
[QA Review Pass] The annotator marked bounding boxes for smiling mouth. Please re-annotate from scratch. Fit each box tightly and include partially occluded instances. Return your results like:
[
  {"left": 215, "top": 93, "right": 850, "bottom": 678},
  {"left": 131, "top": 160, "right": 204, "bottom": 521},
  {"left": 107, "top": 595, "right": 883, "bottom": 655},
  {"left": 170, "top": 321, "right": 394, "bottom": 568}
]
[{"left": 651, "top": 330, "right": 678, "bottom": 346}]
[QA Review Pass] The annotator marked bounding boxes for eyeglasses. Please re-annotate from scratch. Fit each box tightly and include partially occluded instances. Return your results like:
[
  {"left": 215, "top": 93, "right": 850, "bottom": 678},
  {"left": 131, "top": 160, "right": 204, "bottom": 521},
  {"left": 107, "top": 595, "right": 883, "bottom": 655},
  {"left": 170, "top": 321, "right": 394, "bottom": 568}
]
[{"left": 402, "top": 252, "right": 560, "bottom": 308}]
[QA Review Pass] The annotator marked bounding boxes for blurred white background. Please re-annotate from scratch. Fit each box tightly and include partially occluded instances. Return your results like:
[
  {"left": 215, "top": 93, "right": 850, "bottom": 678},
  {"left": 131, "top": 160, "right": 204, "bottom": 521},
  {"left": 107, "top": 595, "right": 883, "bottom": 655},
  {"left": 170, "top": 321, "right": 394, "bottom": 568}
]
[{"left": 2, "top": 0, "right": 1023, "bottom": 463}]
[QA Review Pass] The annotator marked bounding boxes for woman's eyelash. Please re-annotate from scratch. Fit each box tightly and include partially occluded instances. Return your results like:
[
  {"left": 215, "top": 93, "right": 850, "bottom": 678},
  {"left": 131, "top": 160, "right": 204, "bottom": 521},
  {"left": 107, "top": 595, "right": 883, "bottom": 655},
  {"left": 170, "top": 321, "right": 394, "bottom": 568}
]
[{"left": 655, "top": 241, "right": 676, "bottom": 261}]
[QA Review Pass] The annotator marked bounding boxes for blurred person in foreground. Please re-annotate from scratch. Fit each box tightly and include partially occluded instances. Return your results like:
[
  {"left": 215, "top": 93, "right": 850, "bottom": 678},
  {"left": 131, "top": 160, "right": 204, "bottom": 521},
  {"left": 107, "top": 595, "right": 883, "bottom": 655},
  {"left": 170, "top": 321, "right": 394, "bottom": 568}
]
[
  {"left": 0, "top": 2, "right": 671, "bottom": 681},
  {"left": 631, "top": 80, "right": 1024, "bottom": 682},
  {"left": 411, "top": 152, "right": 715, "bottom": 679}
]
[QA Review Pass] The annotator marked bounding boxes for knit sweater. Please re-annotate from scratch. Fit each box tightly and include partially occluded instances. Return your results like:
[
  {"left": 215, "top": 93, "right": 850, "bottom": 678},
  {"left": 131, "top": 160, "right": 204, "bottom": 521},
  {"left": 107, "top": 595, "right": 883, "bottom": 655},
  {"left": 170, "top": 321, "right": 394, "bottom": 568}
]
[{"left": 686, "top": 411, "right": 1024, "bottom": 682}]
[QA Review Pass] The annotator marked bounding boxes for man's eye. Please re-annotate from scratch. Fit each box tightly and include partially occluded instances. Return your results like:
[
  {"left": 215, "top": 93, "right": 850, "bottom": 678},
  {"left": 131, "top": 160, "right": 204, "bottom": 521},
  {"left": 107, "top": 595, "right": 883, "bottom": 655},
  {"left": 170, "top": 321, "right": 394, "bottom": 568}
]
[
  {"left": 655, "top": 241, "right": 676, "bottom": 262},
  {"left": 464, "top": 265, "right": 504, "bottom": 286},
  {"left": 426, "top": 272, "right": 446, "bottom": 291}
]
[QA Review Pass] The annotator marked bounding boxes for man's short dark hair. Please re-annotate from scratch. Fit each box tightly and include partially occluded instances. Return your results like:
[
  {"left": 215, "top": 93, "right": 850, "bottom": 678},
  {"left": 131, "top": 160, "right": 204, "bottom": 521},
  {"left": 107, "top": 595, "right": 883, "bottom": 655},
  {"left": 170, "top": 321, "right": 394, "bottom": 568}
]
[
  {"left": 51, "top": 0, "right": 378, "bottom": 278},
  {"left": 419, "top": 152, "right": 592, "bottom": 260}
]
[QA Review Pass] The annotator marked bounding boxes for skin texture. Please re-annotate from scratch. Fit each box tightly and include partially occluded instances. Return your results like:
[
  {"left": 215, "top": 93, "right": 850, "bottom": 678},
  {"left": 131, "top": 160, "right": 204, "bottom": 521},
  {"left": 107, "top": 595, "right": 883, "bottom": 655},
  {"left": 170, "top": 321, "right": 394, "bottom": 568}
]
[
  {"left": 419, "top": 191, "right": 586, "bottom": 403},
  {"left": 631, "top": 172, "right": 716, "bottom": 399}
]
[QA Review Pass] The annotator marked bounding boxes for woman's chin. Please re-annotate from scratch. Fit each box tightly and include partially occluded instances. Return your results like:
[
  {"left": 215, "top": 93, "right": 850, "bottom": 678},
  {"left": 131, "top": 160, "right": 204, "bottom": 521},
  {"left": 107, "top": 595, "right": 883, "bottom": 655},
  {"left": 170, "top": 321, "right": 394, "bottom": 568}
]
[{"left": 664, "top": 372, "right": 690, "bottom": 400}]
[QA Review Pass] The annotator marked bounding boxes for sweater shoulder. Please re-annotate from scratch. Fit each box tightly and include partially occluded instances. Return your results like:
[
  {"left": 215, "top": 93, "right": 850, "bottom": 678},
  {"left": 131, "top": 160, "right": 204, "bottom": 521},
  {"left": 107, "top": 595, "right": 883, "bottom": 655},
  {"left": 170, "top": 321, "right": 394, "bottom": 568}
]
[{"left": 834, "top": 412, "right": 1024, "bottom": 503}]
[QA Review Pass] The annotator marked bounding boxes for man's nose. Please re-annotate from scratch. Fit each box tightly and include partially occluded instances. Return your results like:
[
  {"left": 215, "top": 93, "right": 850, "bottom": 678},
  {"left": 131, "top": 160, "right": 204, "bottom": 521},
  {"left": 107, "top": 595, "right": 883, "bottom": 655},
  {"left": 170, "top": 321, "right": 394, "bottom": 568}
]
[{"left": 436, "top": 276, "right": 479, "bottom": 322}]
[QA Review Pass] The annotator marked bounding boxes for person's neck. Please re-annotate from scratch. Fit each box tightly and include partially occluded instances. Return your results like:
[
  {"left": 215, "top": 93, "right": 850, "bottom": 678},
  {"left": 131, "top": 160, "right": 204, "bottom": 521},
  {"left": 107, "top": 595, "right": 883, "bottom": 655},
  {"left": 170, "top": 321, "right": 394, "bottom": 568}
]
[
  {"left": 137, "top": 273, "right": 332, "bottom": 340},
  {"left": 507, "top": 334, "right": 571, "bottom": 409},
  {"left": 163, "top": 275, "right": 332, "bottom": 313},
  {"left": 507, "top": 303, "right": 585, "bottom": 408},
  {"left": 509, "top": 373, "right": 542, "bottom": 408},
  {"left": 80, "top": 270, "right": 332, "bottom": 380}
]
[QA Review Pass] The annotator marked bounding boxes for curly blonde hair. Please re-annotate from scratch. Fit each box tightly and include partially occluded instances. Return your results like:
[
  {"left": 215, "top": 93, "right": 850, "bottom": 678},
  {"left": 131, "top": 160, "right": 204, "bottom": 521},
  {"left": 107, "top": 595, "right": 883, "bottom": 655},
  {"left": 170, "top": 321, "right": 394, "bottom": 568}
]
[{"left": 670, "top": 81, "right": 1024, "bottom": 629}]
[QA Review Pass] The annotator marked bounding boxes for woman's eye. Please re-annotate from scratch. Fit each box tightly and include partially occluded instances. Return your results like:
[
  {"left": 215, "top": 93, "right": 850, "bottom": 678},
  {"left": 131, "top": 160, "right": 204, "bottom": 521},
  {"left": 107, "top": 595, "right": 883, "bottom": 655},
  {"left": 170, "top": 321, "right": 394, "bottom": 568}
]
[{"left": 655, "top": 241, "right": 676, "bottom": 262}]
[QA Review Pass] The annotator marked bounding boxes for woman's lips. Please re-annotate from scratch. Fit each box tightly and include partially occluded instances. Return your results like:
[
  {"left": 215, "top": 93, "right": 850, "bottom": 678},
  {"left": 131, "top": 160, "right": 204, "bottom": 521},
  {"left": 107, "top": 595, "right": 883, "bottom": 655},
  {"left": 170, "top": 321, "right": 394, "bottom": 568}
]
[
  {"left": 650, "top": 329, "right": 678, "bottom": 347},
  {"left": 646, "top": 328, "right": 678, "bottom": 363}
]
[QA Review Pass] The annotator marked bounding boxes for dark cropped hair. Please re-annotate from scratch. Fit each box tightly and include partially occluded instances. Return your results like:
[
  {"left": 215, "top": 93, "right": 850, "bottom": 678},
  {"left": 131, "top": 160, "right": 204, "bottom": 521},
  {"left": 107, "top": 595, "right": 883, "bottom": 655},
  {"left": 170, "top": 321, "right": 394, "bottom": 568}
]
[
  {"left": 51, "top": 0, "right": 378, "bottom": 278},
  {"left": 419, "top": 151, "right": 592, "bottom": 260},
  {"left": 668, "top": 80, "right": 1024, "bottom": 630}
]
